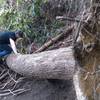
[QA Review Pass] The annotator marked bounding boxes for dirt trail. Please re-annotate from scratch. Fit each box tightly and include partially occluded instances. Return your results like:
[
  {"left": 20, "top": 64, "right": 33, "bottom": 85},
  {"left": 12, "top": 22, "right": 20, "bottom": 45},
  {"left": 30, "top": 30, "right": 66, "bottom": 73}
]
[{"left": 0, "top": 79, "right": 76, "bottom": 100}]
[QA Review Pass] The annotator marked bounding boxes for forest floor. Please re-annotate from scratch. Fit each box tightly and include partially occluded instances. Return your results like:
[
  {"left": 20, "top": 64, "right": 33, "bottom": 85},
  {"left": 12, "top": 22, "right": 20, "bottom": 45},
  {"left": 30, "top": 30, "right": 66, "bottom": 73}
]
[
  {"left": 0, "top": 25, "right": 76, "bottom": 100},
  {"left": 0, "top": 0, "right": 84, "bottom": 99}
]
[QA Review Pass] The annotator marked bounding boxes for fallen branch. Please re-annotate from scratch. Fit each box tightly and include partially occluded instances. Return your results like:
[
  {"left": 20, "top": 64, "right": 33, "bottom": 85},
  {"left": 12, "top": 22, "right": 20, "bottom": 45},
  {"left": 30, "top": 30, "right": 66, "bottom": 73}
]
[
  {"left": 56, "top": 16, "right": 87, "bottom": 23},
  {"left": 6, "top": 46, "right": 75, "bottom": 80},
  {"left": 35, "top": 25, "right": 74, "bottom": 53}
]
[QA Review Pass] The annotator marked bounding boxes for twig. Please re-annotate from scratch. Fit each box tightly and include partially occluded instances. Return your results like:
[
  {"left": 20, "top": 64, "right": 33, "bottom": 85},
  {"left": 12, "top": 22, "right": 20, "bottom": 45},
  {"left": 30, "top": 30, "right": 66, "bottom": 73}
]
[
  {"left": 0, "top": 69, "right": 7, "bottom": 77},
  {"left": 0, "top": 71, "right": 8, "bottom": 80},
  {"left": 0, "top": 88, "right": 30, "bottom": 96},
  {"left": 11, "top": 77, "right": 26, "bottom": 91},
  {"left": 56, "top": 16, "right": 87, "bottom": 23},
  {"left": 0, "top": 92, "right": 11, "bottom": 96},
  {"left": 0, "top": 79, "right": 12, "bottom": 90},
  {"left": 13, "top": 88, "right": 30, "bottom": 95},
  {"left": 8, "top": 71, "right": 17, "bottom": 83},
  {"left": 8, "top": 89, "right": 16, "bottom": 95}
]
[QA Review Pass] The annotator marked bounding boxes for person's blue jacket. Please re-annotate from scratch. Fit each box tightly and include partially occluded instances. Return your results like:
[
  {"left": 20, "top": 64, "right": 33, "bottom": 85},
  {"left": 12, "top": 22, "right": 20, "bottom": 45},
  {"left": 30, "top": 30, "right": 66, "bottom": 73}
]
[
  {"left": 0, "top": 32, "right": 16, "bottom": 57},
  {"left": 0, "top": 32, "right": 16, "bottom": 44},
  {"left": 0, "top": 44, "right": 12, "bottom": 57}
]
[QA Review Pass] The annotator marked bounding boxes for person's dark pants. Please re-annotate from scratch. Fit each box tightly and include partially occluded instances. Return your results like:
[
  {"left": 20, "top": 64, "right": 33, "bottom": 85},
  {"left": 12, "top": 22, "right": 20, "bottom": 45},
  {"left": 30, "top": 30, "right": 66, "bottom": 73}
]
[{"left": 0, "top": 44, "right": 12, "bottom": 64}]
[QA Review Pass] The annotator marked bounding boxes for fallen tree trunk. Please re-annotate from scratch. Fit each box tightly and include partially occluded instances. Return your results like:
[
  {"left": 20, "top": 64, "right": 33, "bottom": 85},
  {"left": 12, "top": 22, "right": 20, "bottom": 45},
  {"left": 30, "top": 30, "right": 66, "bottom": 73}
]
[{"left": 6, "top": 46, "right": 75, "bottom": 79}]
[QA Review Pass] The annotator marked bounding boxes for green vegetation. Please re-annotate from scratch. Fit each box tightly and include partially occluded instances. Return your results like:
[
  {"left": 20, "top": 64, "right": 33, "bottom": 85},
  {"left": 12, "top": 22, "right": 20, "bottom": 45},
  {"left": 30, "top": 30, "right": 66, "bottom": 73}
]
[{"left": 0, "top": 0, "right": 65, "bottom": 45}]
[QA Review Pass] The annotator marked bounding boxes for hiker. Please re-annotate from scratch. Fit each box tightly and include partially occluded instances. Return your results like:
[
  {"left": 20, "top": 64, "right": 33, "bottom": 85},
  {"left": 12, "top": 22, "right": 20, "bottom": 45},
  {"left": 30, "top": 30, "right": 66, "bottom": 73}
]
[{"left": 0, "top": 31, "right": 24, "bottom": 57}]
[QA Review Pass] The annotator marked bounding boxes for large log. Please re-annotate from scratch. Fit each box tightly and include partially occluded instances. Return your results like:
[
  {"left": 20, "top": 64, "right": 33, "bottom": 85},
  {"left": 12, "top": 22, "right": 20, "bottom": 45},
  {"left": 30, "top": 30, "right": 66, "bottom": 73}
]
[{"left": 6, "top": 46, "right": 75, "bottom": 79}]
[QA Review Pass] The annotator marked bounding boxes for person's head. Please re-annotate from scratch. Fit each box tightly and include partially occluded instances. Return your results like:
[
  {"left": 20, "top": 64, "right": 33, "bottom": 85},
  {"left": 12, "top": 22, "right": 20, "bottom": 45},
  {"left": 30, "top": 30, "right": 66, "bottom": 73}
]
[{"left": 15, "top": 30, "right": 24, "bottom": 39}]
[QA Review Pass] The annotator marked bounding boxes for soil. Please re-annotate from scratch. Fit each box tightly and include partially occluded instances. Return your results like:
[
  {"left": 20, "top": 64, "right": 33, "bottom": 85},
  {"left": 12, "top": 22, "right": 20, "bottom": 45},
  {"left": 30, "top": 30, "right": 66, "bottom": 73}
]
[{"left": 0, "top": 79, "right": 76, "bottom": 100}]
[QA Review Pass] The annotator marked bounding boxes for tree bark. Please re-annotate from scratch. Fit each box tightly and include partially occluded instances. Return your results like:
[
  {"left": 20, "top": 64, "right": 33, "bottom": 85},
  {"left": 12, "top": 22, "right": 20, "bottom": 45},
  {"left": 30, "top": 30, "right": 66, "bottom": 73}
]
[{"left": 6, "top": 46, "right": 75, "bottom": 80}]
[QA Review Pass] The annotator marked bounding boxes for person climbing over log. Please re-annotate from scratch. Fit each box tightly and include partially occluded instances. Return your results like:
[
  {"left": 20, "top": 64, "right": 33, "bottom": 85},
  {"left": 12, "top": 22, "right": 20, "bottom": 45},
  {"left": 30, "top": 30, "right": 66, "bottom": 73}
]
[{"left": 0, "top": 31, "right": 24, "bottom": 63}]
